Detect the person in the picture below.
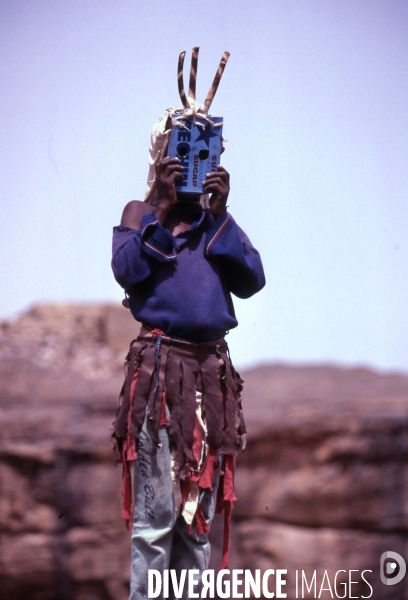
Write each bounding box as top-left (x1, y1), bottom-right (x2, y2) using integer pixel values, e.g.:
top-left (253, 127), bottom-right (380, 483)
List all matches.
top-left (111, 50), bottom-right (265, 600)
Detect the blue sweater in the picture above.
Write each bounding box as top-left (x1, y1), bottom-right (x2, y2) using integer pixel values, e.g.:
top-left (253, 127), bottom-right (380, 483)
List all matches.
top-left (112, 209), bottom-right (265, 343)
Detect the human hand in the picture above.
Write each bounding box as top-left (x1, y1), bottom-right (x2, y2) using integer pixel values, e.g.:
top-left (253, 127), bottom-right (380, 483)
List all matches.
top-left (155, 156), bottom-right (184, 208)
top-left (203, 166), bottom-right (230, 219)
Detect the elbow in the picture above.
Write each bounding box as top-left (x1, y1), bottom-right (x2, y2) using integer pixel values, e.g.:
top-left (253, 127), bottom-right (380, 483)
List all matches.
top-left (231, 272), bottom-right (266, 299)
top-left (111, 261), bottom-right (128, 290)
top-left (111, 254), bottom-right (152, 289)
top-left (111, 255), bottom-right (135, 290)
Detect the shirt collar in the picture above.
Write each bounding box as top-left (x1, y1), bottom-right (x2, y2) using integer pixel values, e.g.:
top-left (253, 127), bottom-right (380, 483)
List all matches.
top-left (174, 208), bottom-right (206, 238)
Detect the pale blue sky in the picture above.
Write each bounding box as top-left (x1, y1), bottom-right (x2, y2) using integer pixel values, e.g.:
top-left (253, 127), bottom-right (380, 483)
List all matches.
top-left (1, 0), bottom-right (407, 371)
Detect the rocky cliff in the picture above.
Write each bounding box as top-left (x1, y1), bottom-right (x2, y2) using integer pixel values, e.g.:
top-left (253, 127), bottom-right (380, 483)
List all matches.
top-left (0, 304), bottom-right (407, 599)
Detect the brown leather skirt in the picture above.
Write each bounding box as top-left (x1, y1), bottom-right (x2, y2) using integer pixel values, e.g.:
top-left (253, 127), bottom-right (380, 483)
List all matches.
top-left (112, 326), bottom-right (246, 474)
top-left (111, 327), bottom-right (246, 567)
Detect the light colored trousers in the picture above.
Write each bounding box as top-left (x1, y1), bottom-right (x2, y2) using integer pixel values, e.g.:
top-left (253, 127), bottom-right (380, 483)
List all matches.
top-left (130, 417), bottom-right (219, 600)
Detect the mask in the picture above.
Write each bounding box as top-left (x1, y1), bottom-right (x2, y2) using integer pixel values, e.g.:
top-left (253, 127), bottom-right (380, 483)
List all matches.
top-left (167, 48), bottom-right (229, 195)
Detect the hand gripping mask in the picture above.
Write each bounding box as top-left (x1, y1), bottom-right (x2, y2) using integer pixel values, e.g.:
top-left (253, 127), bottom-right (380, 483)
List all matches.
top-left (167, 47), bottom-right (230, 195)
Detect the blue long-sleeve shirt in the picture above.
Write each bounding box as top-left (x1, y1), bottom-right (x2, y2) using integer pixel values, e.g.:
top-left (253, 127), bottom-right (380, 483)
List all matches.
top-left (112, 209), bottom-right (265, 343)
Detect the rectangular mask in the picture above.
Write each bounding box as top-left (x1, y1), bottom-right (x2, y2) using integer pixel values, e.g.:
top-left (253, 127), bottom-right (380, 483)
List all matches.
top-left (167, 116), bottom-right (223, 194)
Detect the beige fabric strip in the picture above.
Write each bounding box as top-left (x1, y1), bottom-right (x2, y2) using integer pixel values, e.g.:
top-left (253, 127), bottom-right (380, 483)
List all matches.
top-left (171, 390), bottom-right (208, 524)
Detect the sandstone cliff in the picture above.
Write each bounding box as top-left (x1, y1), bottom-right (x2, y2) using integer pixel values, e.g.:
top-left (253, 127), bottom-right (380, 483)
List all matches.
top-left (0, 304), bottom-right (407, 599)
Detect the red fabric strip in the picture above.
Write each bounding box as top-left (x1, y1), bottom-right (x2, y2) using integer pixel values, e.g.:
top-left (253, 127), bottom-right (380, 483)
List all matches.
top-left (223, 454), bottom-right (237, 502)
top-left (159, 391), bottom-right (169, 426)
top-left (121, 452), bottom-right (132, 530)
top-left (121, 367), bottom-right (140, 528)
top-left (221, 500), bottom-right (232, 569)
top-left (215, 454), bottom-right (237, 569)
top-left (195, 504), bottom-right (210, 535)
top-left (125, 368), bottom-right (139, 460)
top-left (198, 446), bottom-right (217, 490)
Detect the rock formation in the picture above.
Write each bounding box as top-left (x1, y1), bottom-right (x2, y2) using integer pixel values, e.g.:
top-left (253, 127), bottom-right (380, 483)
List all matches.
top-left (0, 304), bottom-right (407, 599)
top-left (233, 365), bottom-right (408, 599)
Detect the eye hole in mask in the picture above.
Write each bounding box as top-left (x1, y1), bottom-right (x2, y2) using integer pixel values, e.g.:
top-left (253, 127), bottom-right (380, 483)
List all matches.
top-left (198, 149), bottom-right (209, 160)
top-left (177, 143), bottom-right (189, 157)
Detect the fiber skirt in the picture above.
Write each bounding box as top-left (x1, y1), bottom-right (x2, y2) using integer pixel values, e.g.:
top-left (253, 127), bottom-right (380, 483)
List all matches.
top-left (112, 326), bottom-right (246, 567)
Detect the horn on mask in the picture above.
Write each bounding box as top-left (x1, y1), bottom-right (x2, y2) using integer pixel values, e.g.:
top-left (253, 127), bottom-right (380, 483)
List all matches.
top-left (204, 51), bottom-right (230, 110)
top-left (188, 46), bottom-right (199, 100)
top-left (177, 51), bottom-right (189, 109)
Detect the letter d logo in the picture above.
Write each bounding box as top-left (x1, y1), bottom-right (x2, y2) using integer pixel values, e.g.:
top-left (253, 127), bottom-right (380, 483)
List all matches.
top-left (380, 551), bottom-right (406, 585)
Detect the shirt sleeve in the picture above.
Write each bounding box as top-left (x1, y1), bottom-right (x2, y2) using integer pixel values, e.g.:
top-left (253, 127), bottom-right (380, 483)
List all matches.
top-left (204, 212), bottom-right (266, 299)
top-left (111, 212), bottom-right (177, 289)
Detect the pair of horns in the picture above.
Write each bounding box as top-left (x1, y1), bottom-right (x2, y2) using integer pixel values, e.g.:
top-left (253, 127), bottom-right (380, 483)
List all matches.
top-left (177, 47), bottom-right (230, 111)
